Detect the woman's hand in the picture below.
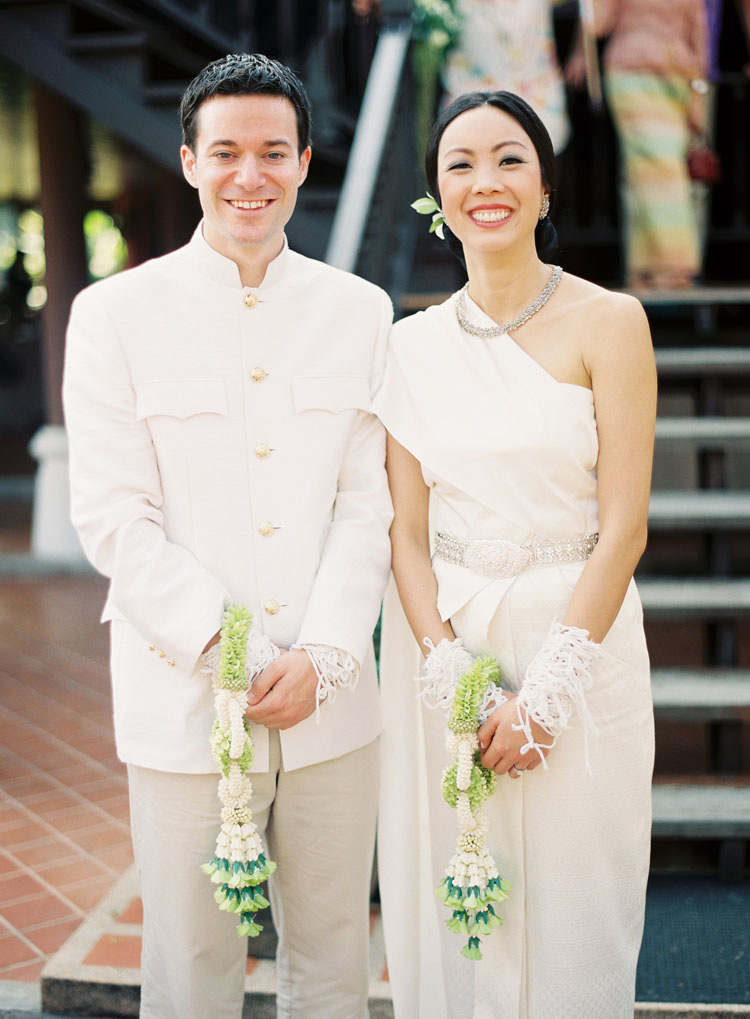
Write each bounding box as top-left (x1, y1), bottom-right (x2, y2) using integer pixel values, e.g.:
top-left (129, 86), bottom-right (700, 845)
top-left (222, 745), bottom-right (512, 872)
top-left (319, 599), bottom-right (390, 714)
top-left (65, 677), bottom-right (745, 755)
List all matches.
top-left (687, 89), bottom-right (708, 136)
top-left (477, 693), bottom-right (550, 778)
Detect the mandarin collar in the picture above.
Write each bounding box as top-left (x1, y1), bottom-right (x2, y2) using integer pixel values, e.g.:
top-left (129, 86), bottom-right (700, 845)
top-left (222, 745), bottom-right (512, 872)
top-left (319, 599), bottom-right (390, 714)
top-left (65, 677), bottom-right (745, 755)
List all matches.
top-left (189, 222), bottom-right (291, 290)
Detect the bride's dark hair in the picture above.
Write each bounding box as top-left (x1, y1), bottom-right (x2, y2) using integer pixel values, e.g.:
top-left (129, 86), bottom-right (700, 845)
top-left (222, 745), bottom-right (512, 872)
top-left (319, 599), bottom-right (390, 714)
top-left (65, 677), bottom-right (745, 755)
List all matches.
top-left (424, 90), bottom-right (558, 266)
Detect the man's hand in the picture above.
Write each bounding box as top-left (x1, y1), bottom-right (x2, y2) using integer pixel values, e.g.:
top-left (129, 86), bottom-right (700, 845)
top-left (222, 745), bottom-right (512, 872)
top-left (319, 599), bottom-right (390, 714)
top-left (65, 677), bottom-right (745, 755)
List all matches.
top-left (245, 650), bottom-right (318, 730)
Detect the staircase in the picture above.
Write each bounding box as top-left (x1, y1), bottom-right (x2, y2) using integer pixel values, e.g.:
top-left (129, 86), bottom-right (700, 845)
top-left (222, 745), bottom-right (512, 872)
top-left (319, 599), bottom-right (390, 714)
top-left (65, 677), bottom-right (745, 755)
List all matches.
top-left (0, 0), bottom-right (358, 259)
top-left (641, 290), bottom-right (750, 881)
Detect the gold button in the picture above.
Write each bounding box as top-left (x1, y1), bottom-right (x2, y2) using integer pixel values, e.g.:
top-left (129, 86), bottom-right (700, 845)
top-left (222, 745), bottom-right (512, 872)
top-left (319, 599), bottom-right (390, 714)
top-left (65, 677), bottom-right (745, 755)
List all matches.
top-left (148, 643), bottom-right (155, 652)
top-left (158, 650), bottom-right (166, 658)
top-left (251, 367), bottom-right (267, 382)
top-left (244, 292), bottom-right (258, 308)
top-left (255, 442), bottom-right (271, 459)
top-left (264, 599), bottom-right (279, 615)
top-left (259, 521), bottom-right (275, 537)
top-left (167, 659), bottom-right (176, 668)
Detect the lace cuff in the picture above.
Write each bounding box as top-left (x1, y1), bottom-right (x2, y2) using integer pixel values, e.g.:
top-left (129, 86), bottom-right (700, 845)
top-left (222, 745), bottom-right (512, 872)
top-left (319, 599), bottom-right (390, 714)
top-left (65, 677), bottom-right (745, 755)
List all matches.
top-left (512, 622), bottom-right (601, 772)
top-left (201, 627), bottom-right (280, 689)
top-left (291, 643), bottom-right (360, 718)
top-left (419, 637), bottom-right (474, 712)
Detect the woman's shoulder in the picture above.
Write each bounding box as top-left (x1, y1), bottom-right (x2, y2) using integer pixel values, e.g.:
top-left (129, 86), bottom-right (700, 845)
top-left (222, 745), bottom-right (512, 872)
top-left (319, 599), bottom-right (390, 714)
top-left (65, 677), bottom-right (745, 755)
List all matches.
top-left (558, 272), bottom-right (648, 334)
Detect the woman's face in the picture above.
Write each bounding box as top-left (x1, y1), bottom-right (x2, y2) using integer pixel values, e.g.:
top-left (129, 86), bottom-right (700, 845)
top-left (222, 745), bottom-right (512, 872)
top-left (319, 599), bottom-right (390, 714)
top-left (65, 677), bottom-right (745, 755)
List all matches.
top-left (436, 104), bottom-right (547, 260)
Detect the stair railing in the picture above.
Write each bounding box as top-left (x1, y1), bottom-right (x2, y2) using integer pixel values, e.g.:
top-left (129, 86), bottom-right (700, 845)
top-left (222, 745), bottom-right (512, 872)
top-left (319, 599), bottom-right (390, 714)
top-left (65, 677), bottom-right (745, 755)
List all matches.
top-left (324, 13), bottom-right (413, 297)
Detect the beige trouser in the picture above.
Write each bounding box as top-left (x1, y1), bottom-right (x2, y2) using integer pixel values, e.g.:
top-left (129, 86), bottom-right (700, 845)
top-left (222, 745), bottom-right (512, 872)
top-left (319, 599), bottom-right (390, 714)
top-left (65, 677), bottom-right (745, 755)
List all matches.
top-left (128, 733), bottom-right (379, 1019)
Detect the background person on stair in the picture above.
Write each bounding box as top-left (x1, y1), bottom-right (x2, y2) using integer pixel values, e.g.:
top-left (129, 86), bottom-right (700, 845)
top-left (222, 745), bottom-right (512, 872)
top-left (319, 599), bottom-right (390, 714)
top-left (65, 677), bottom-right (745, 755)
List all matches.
top-left (567, 0), bottom-right (710, 289)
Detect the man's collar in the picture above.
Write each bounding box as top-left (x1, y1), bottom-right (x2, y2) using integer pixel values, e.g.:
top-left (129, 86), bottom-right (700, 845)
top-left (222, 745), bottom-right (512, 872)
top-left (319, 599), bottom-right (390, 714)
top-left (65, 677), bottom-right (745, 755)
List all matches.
top-left (188, 222), bottom-right (291, 289)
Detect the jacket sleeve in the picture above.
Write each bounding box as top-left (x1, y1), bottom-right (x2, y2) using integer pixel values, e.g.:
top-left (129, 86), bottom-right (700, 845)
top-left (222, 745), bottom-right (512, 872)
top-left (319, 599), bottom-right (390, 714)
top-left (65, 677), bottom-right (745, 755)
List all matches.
top-left (63, 286), bottom-right (229, 673)
top-left (295, 290), bottom-right (394, 664)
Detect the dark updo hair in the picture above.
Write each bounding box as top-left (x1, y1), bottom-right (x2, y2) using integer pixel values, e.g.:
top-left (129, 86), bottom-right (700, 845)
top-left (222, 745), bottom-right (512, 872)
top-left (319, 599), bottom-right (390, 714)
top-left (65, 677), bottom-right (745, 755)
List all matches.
top-left (425, 90), bottom-right (558, 266)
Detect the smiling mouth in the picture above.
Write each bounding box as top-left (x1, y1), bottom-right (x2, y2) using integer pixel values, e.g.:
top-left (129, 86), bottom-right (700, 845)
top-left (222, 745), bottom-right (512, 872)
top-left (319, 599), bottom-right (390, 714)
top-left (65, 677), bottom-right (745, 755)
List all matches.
top-left (470, 209), bottom-right (511, 223)
top-left (227, 199), bottom-right (272, 210)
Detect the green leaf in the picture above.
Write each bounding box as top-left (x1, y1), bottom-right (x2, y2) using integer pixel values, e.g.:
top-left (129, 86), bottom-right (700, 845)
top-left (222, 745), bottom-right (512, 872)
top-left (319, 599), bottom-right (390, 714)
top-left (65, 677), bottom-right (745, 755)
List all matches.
top-left (411, 193), bottom-right (440, 215)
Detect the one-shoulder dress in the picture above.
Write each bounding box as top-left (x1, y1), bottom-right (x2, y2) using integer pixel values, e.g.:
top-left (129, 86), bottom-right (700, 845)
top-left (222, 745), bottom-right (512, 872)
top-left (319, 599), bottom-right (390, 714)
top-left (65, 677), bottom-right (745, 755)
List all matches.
top-left (373, 292), bottom-right (654, 1019)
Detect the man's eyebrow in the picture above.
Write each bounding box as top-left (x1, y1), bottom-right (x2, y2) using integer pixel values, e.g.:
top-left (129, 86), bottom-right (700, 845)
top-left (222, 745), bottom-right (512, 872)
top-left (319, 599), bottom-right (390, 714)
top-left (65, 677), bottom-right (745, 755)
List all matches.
top-left (205, 137), bottom-right (295, 148)
top-left (443, 140), bottom-right (530, 156)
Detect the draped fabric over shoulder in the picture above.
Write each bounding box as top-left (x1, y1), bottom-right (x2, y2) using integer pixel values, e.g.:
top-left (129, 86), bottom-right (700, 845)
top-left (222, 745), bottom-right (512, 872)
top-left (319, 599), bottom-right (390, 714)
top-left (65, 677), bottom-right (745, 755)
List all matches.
top-left (374, 295), bottom-right (654, 1019)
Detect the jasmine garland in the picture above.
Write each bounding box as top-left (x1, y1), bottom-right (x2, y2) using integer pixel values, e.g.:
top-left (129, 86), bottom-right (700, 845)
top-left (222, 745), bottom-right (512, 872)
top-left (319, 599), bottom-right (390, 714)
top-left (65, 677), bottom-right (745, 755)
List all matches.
top-left (431, 650), bottom-right (510, 961)
top-left (201, 604), bottom-right (277, 937)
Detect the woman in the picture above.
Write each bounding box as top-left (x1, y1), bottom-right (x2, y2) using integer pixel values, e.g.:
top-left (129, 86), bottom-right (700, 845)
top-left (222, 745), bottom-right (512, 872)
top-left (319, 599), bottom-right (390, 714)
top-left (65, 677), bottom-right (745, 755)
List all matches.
top-left (568, 0), bottom-right (708, 288)
top-left (374, 91), bottom-right (656, 1019)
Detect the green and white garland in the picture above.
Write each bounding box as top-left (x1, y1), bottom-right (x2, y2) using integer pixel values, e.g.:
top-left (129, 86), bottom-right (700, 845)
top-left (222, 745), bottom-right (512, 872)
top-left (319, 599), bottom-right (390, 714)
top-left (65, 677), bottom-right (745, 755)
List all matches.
top-left (422, 641), bottom-right (510, 961)
top-left (201, 604), bottom-right (277, 938)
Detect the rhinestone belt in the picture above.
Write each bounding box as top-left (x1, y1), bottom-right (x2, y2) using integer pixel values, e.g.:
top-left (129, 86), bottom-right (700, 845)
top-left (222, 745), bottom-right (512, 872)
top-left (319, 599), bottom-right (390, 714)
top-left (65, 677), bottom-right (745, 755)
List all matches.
top-left (434, 531), bottom-right (599, 580)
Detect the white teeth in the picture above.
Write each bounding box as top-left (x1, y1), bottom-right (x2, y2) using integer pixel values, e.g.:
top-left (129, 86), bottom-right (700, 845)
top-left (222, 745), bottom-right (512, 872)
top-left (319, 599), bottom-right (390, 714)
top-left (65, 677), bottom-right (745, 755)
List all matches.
top-left (471, 209), bottom-right (510, 223)
top-left (229, 199), bottom-right (270, 209)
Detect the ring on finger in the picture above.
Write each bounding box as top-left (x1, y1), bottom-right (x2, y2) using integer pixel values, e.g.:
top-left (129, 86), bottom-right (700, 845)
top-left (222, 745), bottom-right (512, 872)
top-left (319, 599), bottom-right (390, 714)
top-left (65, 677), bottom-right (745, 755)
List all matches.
top-left (509, 764), bottom-right (525, 777)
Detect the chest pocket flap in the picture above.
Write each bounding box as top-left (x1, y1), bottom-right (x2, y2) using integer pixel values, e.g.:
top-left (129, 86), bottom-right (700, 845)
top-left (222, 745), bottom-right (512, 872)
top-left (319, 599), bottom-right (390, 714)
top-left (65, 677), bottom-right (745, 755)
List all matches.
top-left (135, 379), bottom-right (227, 420)
top-left (292, 375), bottom-right (371, 414)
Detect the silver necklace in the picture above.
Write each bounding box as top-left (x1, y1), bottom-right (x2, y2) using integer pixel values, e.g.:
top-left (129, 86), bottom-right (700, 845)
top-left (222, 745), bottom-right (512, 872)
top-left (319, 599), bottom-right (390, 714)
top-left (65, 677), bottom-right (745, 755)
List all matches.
top-left (455, 264), bottom-right (563, 338)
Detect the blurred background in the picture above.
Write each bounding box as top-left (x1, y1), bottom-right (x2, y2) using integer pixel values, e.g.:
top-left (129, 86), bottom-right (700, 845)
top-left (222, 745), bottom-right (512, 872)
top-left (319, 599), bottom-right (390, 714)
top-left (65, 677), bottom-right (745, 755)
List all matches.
top-left (0, 1), bottom-right (749, 1014)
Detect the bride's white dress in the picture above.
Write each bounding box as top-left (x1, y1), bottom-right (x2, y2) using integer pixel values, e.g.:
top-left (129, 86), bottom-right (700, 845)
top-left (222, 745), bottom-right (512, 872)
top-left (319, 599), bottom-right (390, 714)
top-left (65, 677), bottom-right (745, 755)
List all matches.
top-left (373, 292), bottom-right (654, 1019)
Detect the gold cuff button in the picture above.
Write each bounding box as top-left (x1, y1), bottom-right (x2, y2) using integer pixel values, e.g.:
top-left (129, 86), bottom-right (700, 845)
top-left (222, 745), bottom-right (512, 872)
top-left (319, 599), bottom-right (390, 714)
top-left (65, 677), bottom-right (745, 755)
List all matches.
top-left (158, 650), bottom-right (166, 658)
top-left (255, 442), bottom-right (271, 459)
top-left (147, 643), bottom-right (155, 652)
top-left (264, 599), bottom-right (280, 615)
top-left (251, 367), bottom-right (267, 382)
top-left (244, 292), bottom-right (258, 308)
top-left (259, 521), bottom-right (275, 537)
top-left (167, 659), bottom-right (176, 668)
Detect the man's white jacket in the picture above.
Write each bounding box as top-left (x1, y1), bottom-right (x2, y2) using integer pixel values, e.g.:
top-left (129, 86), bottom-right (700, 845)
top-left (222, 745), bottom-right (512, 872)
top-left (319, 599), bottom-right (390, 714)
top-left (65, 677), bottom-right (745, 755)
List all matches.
top-left (63, 226), bottom-right (394, 774)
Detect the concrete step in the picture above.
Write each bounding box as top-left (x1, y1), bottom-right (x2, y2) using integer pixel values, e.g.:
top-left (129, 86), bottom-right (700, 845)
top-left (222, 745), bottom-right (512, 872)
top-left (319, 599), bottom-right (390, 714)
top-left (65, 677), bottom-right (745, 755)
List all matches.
top-left (639, 578), bottom-right (750, 617)
top-left (399, 284), bottom-right (750, 314)
top-left (652, 782), bottom-right (750, 839)
top-left (67, 31), bottom-right (147, 55)
top-left (648, 490), bottom-right (750, 529)
top-left (655, 348), bottom-right (750, 376)
top-left (651, 668), bottom-right (750, 721)
top-left (654, 418), bottom-right (750, 447)
top-left (628, 284), bottom-right (750, 307)
top-left (34, 865), bottom-right (750, 1018)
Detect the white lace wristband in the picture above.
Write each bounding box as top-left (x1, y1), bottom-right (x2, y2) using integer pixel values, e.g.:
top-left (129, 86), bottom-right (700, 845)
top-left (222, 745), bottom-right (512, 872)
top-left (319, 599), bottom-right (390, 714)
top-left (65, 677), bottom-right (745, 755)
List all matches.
top-left (291, 643), bottom-right (360, 719)
top-left (201, 627), bottom-right (280, 688)
top-left (419, 636), bottom-right (474, 712)
top-left (512, 622), bottom-right (601, 772)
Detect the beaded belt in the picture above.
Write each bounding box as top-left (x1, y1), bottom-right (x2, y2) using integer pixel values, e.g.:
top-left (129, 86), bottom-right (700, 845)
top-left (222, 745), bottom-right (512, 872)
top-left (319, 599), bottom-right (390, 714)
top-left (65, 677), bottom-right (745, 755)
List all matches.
top-left (433, 531), bottom-right (599, 580)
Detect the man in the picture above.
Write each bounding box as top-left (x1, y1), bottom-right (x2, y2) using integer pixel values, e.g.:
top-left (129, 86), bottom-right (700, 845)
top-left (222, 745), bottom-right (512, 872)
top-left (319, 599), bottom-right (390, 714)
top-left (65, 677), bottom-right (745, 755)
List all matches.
top-left (63, 53), bottom-right (393, 1019)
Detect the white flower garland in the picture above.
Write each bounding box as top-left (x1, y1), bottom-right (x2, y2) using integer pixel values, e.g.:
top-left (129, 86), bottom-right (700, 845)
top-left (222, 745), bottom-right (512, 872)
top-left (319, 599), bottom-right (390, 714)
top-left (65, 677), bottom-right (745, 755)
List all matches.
top-left (422, 642), bottom-right (510, 961)
top-left (200, 605), bottom-right (277, 938)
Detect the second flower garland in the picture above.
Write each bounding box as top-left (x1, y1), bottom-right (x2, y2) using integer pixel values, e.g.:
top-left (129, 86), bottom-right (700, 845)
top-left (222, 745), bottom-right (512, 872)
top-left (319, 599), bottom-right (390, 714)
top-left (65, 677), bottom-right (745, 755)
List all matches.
top-left (435, 653), bottom-right (511, 961)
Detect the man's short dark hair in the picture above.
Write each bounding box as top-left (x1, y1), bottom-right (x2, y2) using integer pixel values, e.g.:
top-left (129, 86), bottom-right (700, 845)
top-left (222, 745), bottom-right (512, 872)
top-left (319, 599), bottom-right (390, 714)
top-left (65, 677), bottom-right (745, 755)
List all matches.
top-left (180, 53), bottom-right (312, 153)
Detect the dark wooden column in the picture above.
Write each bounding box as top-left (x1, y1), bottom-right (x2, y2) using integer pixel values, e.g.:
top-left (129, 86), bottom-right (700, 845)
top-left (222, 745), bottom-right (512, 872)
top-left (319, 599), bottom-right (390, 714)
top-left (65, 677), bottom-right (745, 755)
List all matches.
top-left (34, 83), bottom-right (89, 426)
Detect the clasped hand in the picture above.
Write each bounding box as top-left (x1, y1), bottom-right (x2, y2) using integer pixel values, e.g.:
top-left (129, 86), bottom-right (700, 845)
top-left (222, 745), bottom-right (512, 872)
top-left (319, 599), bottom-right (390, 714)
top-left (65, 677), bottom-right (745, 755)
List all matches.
top-left (477, 692), bottom-right (551, 779)
top-left (246, 649), bottom-right (318, 730)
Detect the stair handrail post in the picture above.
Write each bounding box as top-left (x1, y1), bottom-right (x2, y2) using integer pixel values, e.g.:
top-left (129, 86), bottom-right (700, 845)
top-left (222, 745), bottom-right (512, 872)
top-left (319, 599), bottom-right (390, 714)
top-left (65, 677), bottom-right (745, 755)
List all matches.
top-left (324, 20), bottom-right (411, 274)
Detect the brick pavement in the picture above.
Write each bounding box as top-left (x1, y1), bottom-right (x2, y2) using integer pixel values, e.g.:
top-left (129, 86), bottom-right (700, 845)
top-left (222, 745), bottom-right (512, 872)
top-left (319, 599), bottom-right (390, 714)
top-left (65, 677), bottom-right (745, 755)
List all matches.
top-left (0, 574), bottom-right (133, 984)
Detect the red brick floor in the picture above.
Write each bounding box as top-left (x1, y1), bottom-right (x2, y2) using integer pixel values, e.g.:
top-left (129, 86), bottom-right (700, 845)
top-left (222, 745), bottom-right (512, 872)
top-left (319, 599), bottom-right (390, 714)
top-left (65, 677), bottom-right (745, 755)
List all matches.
top-left (0, 573), bottom-right (134, 982)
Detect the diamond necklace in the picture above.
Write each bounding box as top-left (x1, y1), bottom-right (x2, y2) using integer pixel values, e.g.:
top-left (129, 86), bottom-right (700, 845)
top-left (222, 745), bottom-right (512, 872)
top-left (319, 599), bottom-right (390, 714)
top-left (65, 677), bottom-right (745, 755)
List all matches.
top-left (455, 264), bottom-right (563, 338)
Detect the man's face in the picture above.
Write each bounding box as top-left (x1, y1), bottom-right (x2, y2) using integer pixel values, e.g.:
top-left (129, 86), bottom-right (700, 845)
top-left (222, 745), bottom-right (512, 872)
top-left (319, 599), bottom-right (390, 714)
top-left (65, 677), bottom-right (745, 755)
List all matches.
top-left (180, 93), bottom-right (311, 265)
